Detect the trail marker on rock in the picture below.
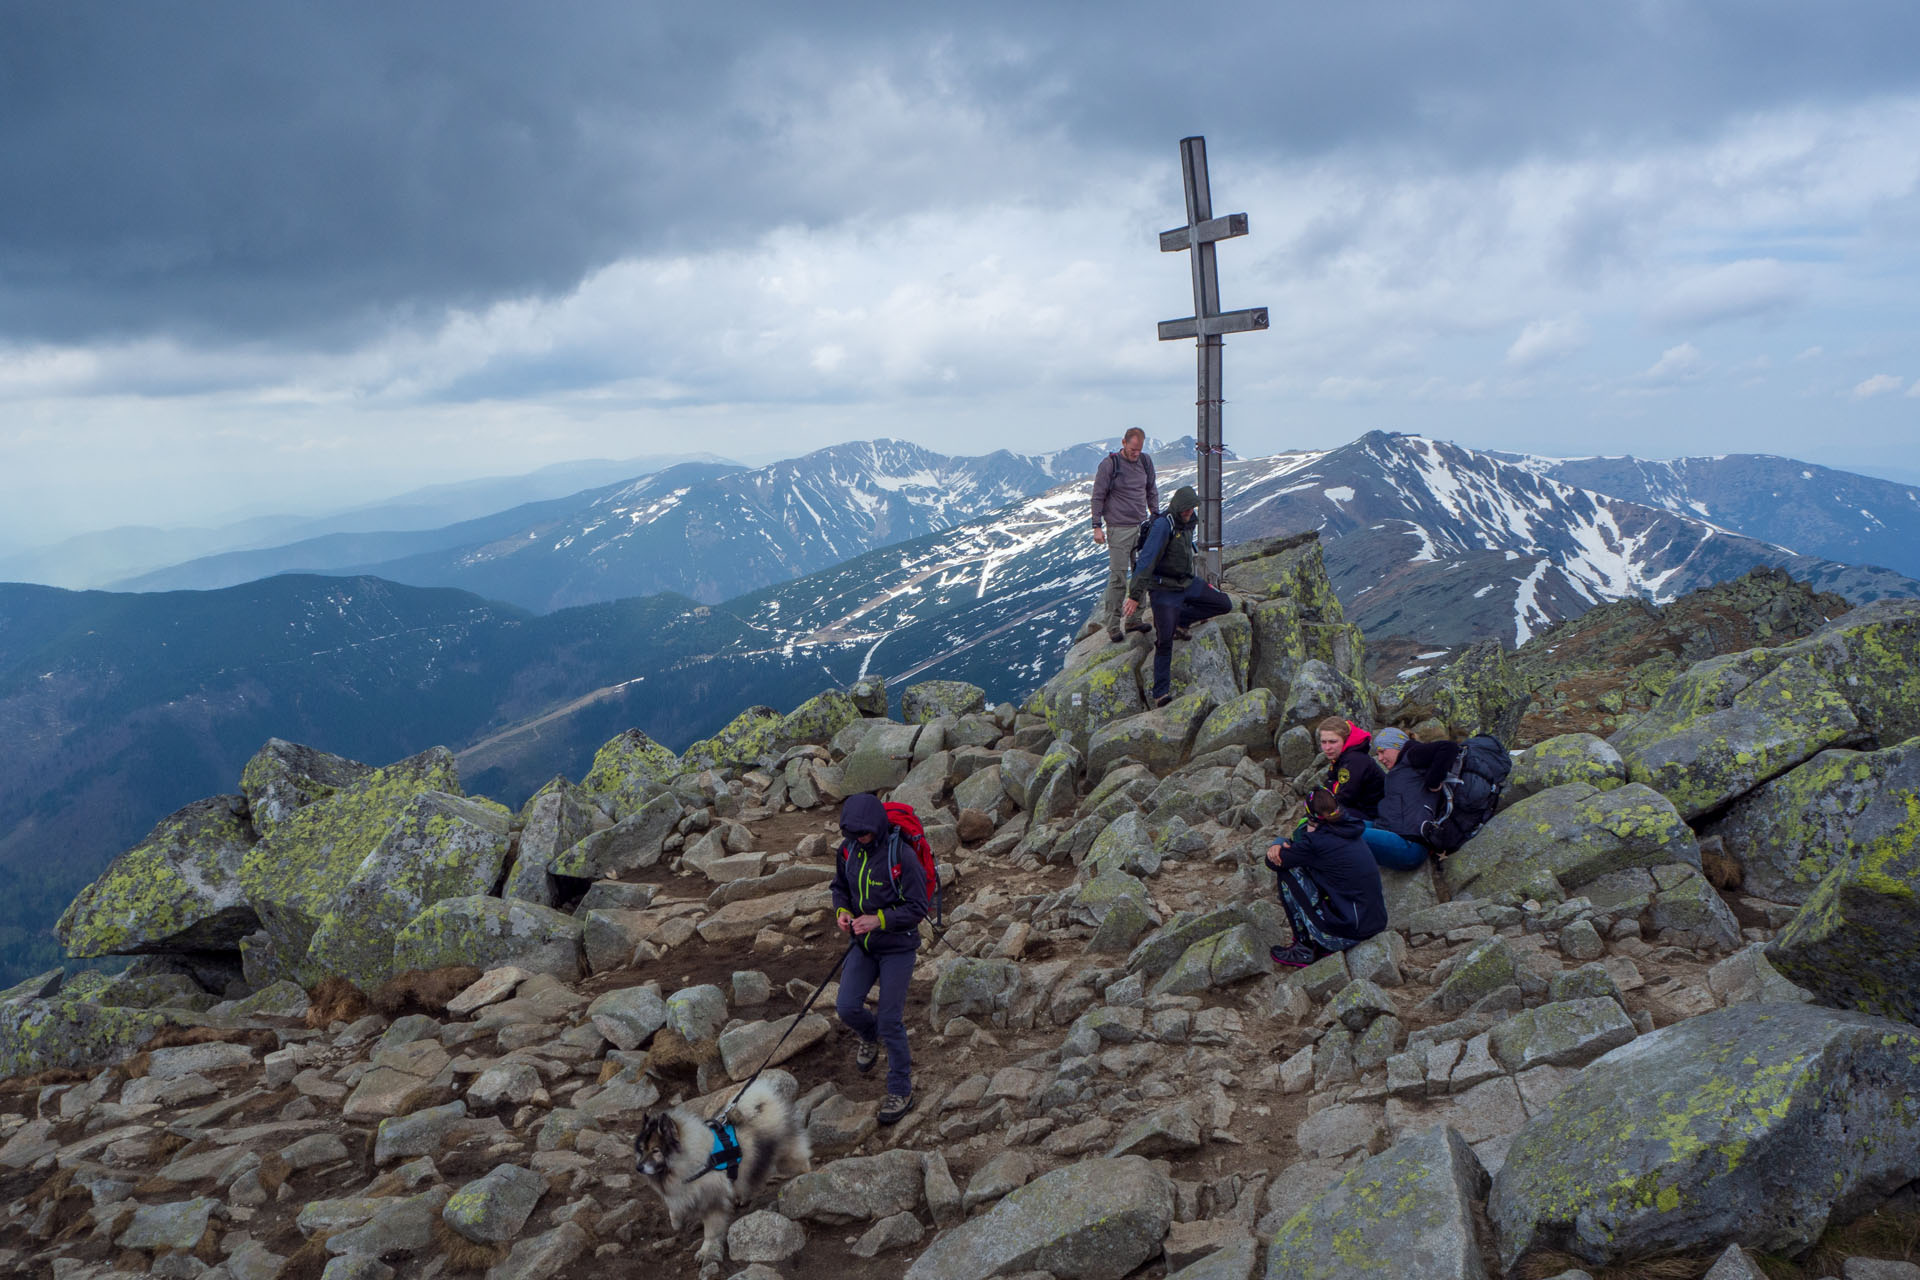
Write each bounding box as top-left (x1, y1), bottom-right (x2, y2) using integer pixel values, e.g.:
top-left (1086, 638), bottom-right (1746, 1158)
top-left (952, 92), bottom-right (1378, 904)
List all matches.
top-left (1159, 135), bottom-right (1267, 582)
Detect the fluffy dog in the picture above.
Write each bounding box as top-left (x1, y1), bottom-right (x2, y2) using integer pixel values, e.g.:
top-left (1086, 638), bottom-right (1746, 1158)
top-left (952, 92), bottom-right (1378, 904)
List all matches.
top-left (635, 1077), bottom-right (812, 1264)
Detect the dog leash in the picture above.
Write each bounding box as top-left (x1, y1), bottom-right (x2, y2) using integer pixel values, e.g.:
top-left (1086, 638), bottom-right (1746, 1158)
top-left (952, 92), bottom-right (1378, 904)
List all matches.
top-left (713, 941), bottom-right (853, 1125)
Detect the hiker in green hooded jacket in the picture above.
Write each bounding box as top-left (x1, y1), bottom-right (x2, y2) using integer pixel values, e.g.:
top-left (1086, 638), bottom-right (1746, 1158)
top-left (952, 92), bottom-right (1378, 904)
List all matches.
top-left (1122, 484), bottom-right (1232, 706)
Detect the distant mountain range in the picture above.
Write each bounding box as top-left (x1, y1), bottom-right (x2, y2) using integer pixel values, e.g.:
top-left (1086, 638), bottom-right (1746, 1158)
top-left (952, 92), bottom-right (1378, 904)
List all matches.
top-left (1488, 450), bottom-right (1920, 582)
top-left (0, 452), bottom-right (735, 591)
top-left (110, 438), bottom-right (1131, 611)
top-left (3, 429), bottom-right (1916, 984)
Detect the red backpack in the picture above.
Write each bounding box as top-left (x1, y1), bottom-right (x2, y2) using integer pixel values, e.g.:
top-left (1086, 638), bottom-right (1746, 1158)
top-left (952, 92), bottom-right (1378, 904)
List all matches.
top-left (880, 801), bottom-right (941, 926)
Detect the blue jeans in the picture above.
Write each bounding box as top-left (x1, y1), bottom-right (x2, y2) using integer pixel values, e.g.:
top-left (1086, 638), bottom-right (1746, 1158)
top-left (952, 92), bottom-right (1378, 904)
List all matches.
top-left (1362, 822), bottom-right (1431, 871)
top-left (1148, 579), bottom-right (1232, 700)
top-left (836, 946), bottom-right (915, 1095)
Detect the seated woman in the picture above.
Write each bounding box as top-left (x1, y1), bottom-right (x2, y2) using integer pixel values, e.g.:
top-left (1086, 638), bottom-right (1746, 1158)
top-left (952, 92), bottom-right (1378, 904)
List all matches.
top-left (1265, 787), bottom-right (1388, 968)
top-left (1363, 729), bottom-right (1461, 871)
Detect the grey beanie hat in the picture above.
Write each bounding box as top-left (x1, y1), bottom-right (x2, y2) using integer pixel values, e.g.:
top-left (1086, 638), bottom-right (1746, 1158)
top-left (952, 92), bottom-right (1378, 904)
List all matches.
top-left (1374, 727), bottom-right (1410, 752)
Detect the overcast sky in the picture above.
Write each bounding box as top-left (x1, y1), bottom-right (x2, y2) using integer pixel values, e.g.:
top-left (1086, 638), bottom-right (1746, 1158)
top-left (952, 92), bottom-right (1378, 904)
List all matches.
top-left (3, 1), bottom-right (1918, 549)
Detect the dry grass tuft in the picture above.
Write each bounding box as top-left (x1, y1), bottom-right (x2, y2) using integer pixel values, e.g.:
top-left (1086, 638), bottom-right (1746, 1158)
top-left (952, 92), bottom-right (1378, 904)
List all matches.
top-left (275, 1230), bottom-right (336, 1280)
top-left (0, 1066), bottom-right (95, 1095)
top-left (372, 966), bottom-right (483, 1019)
top-left (305, 976), bottom-right (370, 1028)
top-left (120, 1051), bottom-right (151, 1081)
top-left (1517, 1249), bottom-right (1714, 1280)
top-left (432, 1216), bottom-right (512, 1272)
top-left (645, 1027), bottom-right (718, 1077)
top-left (140, 1025), bottom-right (278, 1054)
top-left (256, 1150), bottom-right (293, 1197)
top-left (1701, 843), bottom-right (1744, 891)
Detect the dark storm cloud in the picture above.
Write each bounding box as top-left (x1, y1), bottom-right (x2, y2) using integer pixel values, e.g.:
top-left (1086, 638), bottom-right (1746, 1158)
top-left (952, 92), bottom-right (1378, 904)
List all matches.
top-left (3, 0), bottom-right (1917, 345)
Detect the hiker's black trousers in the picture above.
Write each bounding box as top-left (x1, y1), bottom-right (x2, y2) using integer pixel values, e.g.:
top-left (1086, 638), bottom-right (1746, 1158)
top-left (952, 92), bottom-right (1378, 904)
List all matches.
top-left (837, 946), bottom-right (914, 1095)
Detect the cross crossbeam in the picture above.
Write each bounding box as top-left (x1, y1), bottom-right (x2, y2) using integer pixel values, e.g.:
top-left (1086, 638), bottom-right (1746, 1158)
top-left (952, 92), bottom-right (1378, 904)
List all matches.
top-left (1157, 135), bottom-right (1267, 581)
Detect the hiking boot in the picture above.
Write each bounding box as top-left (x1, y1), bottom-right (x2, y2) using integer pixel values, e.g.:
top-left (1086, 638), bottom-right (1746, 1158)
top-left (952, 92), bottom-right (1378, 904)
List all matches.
top-left (877, 1091), bottom-right (915, 1125)
top-left (1270, 942), bottom-right (1318, 968)
top-left (1106, 626), bottom-right (1125, 644)
top-left (1151, 694), bottom-right (1173, 709)
top-left (1125, 618), bottom-right (1153, 634)
top-left (854, 1039), bottom-right (879, 1074)
top-left (1173, 625), bottom-right (1193, 641)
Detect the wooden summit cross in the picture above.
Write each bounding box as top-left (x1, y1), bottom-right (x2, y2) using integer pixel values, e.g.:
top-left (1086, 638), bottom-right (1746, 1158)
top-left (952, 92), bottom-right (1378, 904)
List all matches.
top-left (1158, 135), bottom-right (1267, 581)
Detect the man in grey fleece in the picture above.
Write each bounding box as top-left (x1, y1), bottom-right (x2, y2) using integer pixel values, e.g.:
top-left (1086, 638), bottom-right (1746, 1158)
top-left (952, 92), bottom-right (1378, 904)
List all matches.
top-left (1090, 428), bottom-right (1159, 643)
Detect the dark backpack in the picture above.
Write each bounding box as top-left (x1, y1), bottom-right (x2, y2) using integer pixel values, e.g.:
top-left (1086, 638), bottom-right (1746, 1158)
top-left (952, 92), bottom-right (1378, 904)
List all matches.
top-left (1127, 511), bottom-right (1167, 575)
top-left (879, 800), bottom-right (941, 926)
top-left (1419, 734), bottom-right (1512, 852)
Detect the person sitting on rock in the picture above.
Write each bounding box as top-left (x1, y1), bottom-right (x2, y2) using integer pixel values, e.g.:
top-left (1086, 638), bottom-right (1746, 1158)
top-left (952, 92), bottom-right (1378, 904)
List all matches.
top-left (1317, 716), bottom-right (1384, 821)
top-left (1121, 484), bottom-right (1232, 708)
top-left (830, 792), bottom-right (929, 1126)
top-left (1362, 727), bottom-right (1461, 870)
top-left (1266, 786), bottom-right (1388, 967)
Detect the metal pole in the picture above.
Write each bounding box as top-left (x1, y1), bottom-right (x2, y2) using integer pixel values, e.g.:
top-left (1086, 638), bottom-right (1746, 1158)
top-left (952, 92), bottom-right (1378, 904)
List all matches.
top-left (1181, 137), bottom-right (1225, 583)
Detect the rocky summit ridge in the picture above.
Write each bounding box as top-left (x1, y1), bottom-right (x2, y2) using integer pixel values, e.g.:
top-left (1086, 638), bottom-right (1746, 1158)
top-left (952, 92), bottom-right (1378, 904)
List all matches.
top-left (5, 534), bottom-right (1920, 1280)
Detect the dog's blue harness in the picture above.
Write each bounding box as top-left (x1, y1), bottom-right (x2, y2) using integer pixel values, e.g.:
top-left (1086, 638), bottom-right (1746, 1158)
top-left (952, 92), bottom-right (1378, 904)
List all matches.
top-left (689, 1119), bottom-right (742, 1183)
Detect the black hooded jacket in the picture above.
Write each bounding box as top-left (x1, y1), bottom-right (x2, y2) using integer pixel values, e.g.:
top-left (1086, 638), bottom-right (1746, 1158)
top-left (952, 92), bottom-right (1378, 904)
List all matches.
top-left (1279, 811), bottom-right (1387, 942)
top-left (830, 793), bottom-right (928, 954)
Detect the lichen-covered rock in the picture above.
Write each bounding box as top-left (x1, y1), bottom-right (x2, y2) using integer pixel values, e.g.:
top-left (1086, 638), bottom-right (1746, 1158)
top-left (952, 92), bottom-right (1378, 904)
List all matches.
top-left (305, 791), bottom-right (512, 990)
top-left (1444, 782), bottom-right (1699, 900)
top-left (240, 739), bottom-right (372, 835)
top-left (849, 677), bottom-right (888, 717)
top-left (504, 781), bottom-right (597, 907)
top-left (1071, 871), bottom-right (1156, 931)
top-left (1028, 740), bottom-right (1084, 825)
top-left (1608, 648), bottom-right (1860, 821)
top-left (1490, 1003), bottom-right (1920, 1270)
top-left (1382, 638), bottom-right (1531, 745)
top-left (903, 1155), bottom-right (1174, 1280)
top-left (1042, 645), bottom-right (1149, 755)
top-left (1150, 924), bottom-right (1267, 997)
top-left (1646, 871), bottom-right (1743, 952)
top-left (1267, 1125), bottom-right (1488, 1280)
top-left (239, 746), bottom-right (461, 981)
top-left (443, 1163), bottom-right (545, 1243)
top-left (1169, 613), bottom-right (1248, 706)
top-left (1488, 998), bottom-right (1636, 1072)
top-left (1503, 735), bottom-right (1628, 811)
top-left (1082, 812), bottom-right (1158, 880)
top-left (0, 997), bottom-right (188, 1076)
top-left (928, 958), bottom-right (1022, 1028)
top-left (841, 723), bottom-right (924, 795)
top-left (1127, 905), bottom-right (1274, 978)
top-left (681, 705), bottom-right (782, 773)
top-left (391, 896), bottom-right (582, 980)
top-left (1087, 690), bottom-right (1215, 777)
top-left (1765, 786), bottom-right (1920, 1024)
top-left (57, 794), bottom-right (259, 957)
top-left (902, 680), bottom-right (988, 724)
top-left (547, 791), bottom-right (679, 879)
top-left (117, 1196), bottom-right (219, 1251)
top-left (775, 690), bottom-right (862, 750)
top-left (579, 729), bottom-right (679, 819)
top-left (1280, 658), bottom-right (1369, 732)
top-left (587, 985), bottom-right (668, 1050)
top-left (1710, 737), bottom-right (1920, 905)
top-left (1429, 938), bottom-right (1518, 1014)
top-left (777, 1149), bottom-right (925, 1224)
top-left (1193, 688), bottom-right (1281, 759)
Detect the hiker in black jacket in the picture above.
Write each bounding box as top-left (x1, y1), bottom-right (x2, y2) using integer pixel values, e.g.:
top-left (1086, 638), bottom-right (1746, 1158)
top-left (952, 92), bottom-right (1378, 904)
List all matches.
top-left (1266, 787), bottom-right (1388, 967)
top-left (1362, 728), bottom-right (1459, 870)
top-left (1317, 717), bottom-right (1385, 821)
top-left (830, 792), bottom-right (927, 1126)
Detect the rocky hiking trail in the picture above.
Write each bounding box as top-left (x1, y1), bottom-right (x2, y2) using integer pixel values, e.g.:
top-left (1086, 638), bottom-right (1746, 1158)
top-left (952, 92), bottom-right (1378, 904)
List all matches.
top-left (6, 534), bottom-right (1920, 1280)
